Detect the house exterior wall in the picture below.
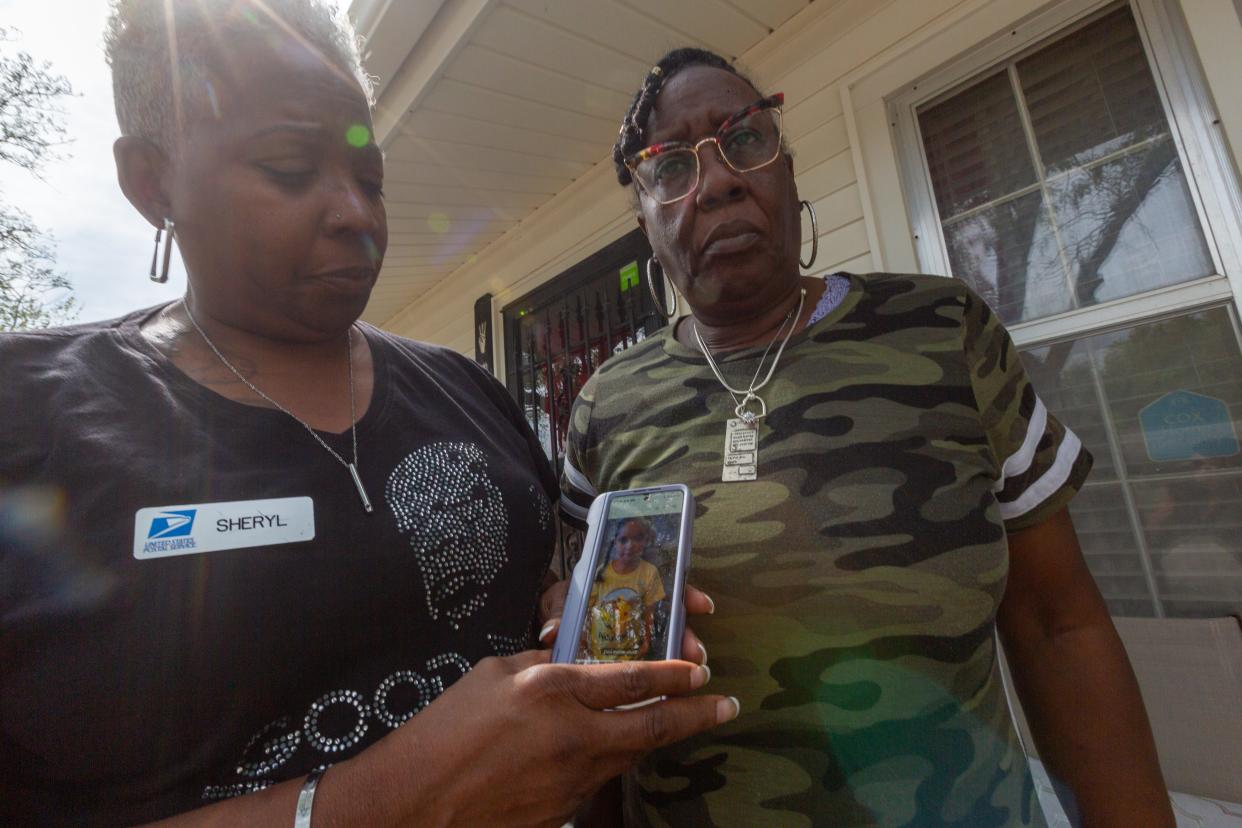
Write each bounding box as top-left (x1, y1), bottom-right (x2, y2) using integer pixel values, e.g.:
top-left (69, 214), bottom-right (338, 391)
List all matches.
top-left (381, 0), bottom-right (1242, 365)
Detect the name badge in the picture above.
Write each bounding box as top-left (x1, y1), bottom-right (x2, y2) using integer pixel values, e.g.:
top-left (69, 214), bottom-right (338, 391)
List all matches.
top-left (133, 497), bottom-right (315, 559)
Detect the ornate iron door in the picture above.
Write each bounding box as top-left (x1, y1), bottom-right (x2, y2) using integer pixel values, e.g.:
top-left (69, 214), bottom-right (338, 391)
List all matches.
top-left (502, 231), bottom-right (667, 570)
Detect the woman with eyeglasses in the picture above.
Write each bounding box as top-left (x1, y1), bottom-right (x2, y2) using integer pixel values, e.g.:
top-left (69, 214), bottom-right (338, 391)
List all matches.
top-left (559, 47), bottom-right (1173, 826)
top-left (0, 5), bottom-right (732, 826)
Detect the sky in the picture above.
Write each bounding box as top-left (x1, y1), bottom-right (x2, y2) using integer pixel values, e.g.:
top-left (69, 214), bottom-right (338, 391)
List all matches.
top-left (0, 0), bottom-right (352, 325)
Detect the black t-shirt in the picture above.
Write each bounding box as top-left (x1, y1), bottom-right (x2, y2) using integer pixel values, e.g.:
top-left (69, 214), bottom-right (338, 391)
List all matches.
top-left (0, 307), bottom-right (557, 825)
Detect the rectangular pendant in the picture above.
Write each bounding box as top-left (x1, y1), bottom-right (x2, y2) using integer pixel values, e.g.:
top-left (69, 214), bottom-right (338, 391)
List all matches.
top-left (722, 418), bottom-right (758, 482)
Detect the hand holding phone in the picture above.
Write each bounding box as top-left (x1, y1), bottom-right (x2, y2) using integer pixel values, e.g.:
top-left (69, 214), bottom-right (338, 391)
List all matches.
top-left (553, 485), bottom-right (693, 665)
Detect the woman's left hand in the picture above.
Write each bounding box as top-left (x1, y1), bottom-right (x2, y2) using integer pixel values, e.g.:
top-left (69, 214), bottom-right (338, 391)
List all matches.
top-left (537, 578), bottom-right (713, 666)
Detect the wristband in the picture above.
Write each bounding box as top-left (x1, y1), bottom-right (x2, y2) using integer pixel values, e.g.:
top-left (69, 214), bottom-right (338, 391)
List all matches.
top-left (294, 768), bottom-right (326, 828)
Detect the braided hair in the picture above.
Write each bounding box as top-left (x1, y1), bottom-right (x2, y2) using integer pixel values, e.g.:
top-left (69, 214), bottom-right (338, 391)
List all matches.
top-left (612, 47), bottom-right (762, 187)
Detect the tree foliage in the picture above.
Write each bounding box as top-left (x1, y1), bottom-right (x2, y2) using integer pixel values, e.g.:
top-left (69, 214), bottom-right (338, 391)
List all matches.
top-left (1, 27), bottom-right (77, 331)
top-left (1, 204), bottom-right (75, 330)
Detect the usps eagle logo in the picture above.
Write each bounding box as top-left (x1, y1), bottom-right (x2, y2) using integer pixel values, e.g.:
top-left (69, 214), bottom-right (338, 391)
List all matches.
top-left (147, 509), bottom-right (197, 539)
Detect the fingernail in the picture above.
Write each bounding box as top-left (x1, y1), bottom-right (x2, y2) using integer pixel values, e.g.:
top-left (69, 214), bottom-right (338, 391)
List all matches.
top-left (704, 593), bottom-right (716, 614)
top-left (690, 664), bottom-right (711, 689)
top-left (717, 696), bottom-right (740, 723)
top-left (697, 641), bottom-right (708, 664)
top-left (538, 620), bottom-right (558, 643)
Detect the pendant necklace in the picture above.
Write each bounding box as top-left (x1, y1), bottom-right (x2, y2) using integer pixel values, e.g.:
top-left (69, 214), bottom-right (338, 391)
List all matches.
top-left (184, 302), bottom-right (374, 513)
top-left (694, 287), bottom-right (806, 482)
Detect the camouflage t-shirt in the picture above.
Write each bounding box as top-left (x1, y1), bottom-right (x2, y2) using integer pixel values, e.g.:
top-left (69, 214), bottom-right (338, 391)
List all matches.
top-left (560, 273), bottom-right (1091, 827)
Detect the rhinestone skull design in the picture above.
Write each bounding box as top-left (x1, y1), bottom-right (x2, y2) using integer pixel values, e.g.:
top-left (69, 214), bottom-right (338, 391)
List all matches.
top-left (386, 442), bottom-right (509, 629)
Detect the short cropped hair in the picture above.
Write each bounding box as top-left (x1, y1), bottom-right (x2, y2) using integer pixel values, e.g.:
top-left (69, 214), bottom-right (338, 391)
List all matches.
top-left (104, 0), bottom-right (372, 152)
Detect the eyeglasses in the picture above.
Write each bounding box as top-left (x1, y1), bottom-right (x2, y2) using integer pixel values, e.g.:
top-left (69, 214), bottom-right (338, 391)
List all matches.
top-left (626, 93), bottom-right (785, 205)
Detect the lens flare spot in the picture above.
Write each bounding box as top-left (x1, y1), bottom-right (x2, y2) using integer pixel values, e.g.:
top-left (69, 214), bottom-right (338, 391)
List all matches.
top-left (362, 234), bottom-right (380, 265)
top-left (345, 124), bottom-right (372, 148)
top-left (0, 484), bottom-right (68, 545)
top-left (427, 213), bottom-right (451, 235)
top-left (204, 80), bottom-right (221, 120)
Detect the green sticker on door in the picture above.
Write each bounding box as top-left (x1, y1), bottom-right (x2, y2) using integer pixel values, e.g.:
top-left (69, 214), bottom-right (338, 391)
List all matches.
top-left (619, 260), bottom-right (639, 292)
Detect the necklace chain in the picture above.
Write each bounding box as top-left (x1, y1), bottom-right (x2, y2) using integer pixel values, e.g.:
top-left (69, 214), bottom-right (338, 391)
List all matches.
top-left (694, 288), bottom-right (806, 422)
top-left (183, 300), bottom-right (373, 512)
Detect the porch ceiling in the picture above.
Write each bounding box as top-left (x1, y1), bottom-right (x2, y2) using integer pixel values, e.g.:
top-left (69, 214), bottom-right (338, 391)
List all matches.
top-left (351, 0), bottom-right (811, 326)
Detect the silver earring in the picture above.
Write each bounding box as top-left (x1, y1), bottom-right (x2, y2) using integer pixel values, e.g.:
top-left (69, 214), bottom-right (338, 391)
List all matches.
top-left (149, 217), bottom-right (175, 283)
top-left (646, 257), bottom-right (678, 319)
top-left (799, 200), bottom-right (818, 270)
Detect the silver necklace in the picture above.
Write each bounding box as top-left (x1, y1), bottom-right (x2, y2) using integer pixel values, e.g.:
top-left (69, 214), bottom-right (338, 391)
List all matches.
top-left (183, 301), bottom-right (374, 513)
top-left (693, 287), bottom-right (806, 482)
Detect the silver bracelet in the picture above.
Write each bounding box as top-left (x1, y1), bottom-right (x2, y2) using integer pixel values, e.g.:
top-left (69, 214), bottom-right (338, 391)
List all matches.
top-left (294, 768), bottom-right (326, 828)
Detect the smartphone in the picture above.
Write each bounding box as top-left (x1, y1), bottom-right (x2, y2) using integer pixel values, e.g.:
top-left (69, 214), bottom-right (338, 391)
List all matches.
top-left (553, 484), bottom-right (693, 665)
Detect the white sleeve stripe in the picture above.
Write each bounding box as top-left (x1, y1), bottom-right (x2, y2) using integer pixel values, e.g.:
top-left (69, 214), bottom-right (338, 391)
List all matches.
top-left (992, 396), bottom-right (1048, 494)
top-left (999, 427), bottom-right (1082, 520)
top-left (562, 456), bottom-right (597, 497)
top-left (559, 494), bottom-right (590, 521)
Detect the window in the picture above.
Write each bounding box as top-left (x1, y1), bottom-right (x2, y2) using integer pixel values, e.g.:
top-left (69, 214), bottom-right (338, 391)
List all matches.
top-left (1021, 308), bottom-right (1242, 617)
top-left (892, 0), bottom-right (1242, 617)
top-left (918, 7), bottom-right (1213, 325)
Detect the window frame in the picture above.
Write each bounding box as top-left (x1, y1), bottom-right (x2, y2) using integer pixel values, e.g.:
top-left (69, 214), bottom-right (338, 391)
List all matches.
top-left (888, 0), bottom-right (1242, 618)
top-left (888, 0), bottom-right (1242, 350)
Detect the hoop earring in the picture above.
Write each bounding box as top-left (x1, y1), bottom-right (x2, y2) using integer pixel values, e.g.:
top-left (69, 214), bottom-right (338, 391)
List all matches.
top-left (149, 217), bottom-right (175, 283)
top-left (799, 200), bottom-right (818, 270)
top-left (646, 257), bottom-right (678, 319)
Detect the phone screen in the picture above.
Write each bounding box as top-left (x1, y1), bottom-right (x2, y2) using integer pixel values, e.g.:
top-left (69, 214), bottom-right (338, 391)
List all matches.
top-left (574, 489), bottom-right (686, 664)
